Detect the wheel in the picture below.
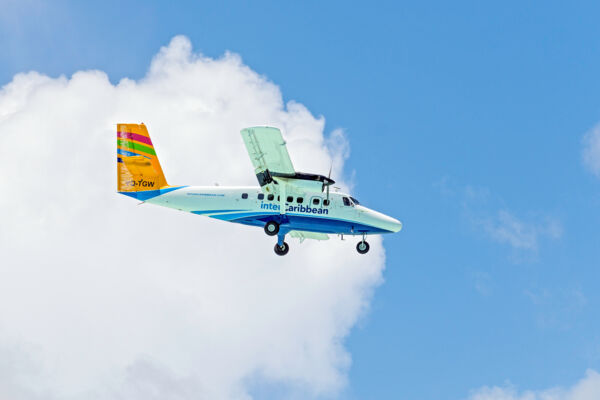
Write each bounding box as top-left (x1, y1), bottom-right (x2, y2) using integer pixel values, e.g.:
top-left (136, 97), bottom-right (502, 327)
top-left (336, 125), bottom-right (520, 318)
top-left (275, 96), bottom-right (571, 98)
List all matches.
top-left (356, 240), bottom-right (370, 254)
top-left (264, 221), bottom-right (279, 236)
top-left (274, 242), bottom-right (289, 256)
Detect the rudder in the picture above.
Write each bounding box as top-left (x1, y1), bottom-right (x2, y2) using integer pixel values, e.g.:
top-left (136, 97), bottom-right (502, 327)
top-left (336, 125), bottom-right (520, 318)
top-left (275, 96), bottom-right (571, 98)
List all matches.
top-left (117, 123), bottom-right (169, 196)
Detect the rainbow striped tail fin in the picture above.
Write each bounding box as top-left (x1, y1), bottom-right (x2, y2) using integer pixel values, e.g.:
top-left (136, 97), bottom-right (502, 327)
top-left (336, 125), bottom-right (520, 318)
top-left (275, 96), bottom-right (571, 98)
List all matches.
top-left (117, 123), bottom-right (172, 200)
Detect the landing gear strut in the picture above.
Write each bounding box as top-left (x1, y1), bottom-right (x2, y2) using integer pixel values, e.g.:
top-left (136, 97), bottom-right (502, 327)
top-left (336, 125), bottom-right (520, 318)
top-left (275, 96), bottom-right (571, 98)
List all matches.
top-left (356, 235), bottom-right (370, 254)
top-left (264, 221), bottom-right (279, 236)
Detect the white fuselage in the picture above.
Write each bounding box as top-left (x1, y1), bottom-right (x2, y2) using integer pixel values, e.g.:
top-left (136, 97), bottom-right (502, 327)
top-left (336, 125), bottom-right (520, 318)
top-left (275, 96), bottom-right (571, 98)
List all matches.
top-left (146, 186), bottom-right (402, 235)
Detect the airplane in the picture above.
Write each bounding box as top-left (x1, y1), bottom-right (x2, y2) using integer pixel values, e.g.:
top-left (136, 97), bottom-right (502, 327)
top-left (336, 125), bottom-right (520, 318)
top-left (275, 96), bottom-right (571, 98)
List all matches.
top-left (117, 123), bottom-right (402, 255)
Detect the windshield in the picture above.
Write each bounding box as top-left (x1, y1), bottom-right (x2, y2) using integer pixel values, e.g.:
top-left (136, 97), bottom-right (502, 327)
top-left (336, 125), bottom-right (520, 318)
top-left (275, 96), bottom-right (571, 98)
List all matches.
top-left (350, 196), bottom-right (360, 205)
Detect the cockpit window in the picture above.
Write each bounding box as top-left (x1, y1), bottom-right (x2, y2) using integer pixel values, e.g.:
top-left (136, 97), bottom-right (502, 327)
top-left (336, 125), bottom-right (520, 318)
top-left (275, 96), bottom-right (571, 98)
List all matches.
top-left (350, 196), bottom-right (360, 205)
top-left (343, 197), bottom-right (351, 206)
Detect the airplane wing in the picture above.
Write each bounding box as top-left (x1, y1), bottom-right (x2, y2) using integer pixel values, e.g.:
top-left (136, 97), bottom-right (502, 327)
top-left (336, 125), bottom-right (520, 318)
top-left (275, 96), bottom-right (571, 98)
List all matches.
top-left (240, 127), bottom-right (295, 183)
top-left (240, 126), bottom-right (334, 214)
top-left (289, 230), bottom-right (330, 242)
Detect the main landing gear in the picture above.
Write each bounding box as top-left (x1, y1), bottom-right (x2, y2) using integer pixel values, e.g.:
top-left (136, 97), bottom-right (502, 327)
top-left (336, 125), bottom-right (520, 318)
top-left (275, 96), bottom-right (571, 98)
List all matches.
top-left (274, 231), bottom-right (289, 256)
top-left (266, 221), bottom-right (289, 256)
top-left (264, 221), bottom-right (279, 236)
top-left (274, 242), bottom-right (289, 256)
top-left (356, 234), bottom-right (370, 254)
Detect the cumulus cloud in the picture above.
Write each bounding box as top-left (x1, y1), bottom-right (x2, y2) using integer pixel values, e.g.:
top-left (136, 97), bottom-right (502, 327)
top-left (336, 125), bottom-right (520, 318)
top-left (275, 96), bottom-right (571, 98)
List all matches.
top-left (467, 369), bottom-right (600, 400)
top-left (0, 36), bottom-right (385, 399)
top-left (583, 125), bottom-right (600, 177)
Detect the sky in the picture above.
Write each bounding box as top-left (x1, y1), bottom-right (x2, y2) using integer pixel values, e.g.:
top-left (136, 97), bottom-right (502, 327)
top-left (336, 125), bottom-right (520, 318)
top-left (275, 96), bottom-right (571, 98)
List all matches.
top-left (1, 1), bottom-right (600, 399)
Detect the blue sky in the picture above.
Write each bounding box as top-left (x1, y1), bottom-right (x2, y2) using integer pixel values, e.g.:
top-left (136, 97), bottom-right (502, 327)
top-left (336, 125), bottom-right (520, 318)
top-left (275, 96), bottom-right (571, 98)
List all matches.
top-left (2, 1), bottom-right (600, 399)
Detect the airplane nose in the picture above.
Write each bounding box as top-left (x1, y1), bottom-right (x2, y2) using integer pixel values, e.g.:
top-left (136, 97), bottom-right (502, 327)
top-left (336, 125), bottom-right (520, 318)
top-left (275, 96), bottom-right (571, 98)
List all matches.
top-left (363, 208), bottom-right (403, 233)
top-left (382, 215), bottom-right (402, 233)
top-left (388, 217), bottom-right (403, 233)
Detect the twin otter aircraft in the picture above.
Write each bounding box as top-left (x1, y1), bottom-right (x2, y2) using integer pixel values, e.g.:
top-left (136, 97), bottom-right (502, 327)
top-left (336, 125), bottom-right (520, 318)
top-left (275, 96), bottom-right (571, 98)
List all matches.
top-left (117, 124), bottom-right (402, 255)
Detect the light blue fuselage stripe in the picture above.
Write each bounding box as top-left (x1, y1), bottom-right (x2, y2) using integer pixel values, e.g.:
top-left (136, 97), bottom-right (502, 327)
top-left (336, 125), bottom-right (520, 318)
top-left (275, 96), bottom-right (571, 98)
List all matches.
top-left (191, 209), bottom-right (248, 215)
top-left (119, 186), bottom-right (187, 201)
top-left (209, 211), bottom-right (276, 221)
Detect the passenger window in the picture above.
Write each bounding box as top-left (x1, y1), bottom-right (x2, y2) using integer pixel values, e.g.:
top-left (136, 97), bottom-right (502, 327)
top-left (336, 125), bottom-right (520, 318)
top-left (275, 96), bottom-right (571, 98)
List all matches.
top-left (242, 193), bottom-right (248, 199)
top-left (267, 194), bottom-right (274, 201)
top-left (343, 197), bottom-right (351, 206)
top-left (258, 193), bottom-right (264, 200)
top-left (323, 199), bottom-right (330, 206)
top-left (312, 198), bottom-right (320, 206)
top-left (297, 197), bottom-right (304, 204)
top-left (286, 196), bottom-right (293, 203)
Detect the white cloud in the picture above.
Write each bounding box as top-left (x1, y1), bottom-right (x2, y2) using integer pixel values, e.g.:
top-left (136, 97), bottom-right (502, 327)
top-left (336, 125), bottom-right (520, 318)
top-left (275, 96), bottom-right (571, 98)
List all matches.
top-left (583, 125), bottom-right (600, 177)
top-left (467, 369), bottom-right (600, 400)
top-left (0, 36), bottom-right (386, 399)
top-left (481, 210), bottom-right (561, 251)
top-left (487, 210), bottom-right (537, 249)
top-left (437, 183), bottom-right (562, 256)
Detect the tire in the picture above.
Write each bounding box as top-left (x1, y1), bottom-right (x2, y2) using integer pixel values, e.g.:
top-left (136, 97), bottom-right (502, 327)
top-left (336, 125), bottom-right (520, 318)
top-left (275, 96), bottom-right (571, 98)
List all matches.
top-left (274, 242), bottom-right (290, 256)
top-left (356, 240), bottom-right (370, 254)
top-left (264, 221), bottom-right (279, 236)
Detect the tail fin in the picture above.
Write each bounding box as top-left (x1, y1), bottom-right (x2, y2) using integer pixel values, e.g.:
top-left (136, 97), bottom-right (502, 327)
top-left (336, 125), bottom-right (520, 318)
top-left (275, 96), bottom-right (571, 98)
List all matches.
top-left (117, 123), bottom-right (170, 199)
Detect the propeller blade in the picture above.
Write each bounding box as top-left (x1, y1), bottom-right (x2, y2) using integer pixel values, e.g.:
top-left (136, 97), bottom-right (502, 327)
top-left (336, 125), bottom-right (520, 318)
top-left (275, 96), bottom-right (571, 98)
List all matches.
top-left (326, 162), bottom-right (332, 201)
top-left (322, 161), bottom-right (333, 193)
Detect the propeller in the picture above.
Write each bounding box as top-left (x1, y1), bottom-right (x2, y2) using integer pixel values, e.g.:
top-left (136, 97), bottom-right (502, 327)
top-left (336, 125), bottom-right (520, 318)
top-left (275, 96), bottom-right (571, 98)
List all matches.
top-left (322, 161), bottom-right (333, 202)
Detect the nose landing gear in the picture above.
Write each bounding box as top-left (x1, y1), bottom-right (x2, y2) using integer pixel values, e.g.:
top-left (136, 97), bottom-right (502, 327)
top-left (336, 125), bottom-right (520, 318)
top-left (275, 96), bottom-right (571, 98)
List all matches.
top-left (356, 241), bottom-right (370, 254)
top-left (356, 234), bottom-right (370, 254)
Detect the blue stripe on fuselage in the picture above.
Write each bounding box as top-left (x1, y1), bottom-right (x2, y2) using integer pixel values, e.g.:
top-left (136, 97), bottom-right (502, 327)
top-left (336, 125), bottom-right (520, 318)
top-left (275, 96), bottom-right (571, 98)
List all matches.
top-left (285, 213), bottom-right (389, 234)
top-left (206, 211), bottom-right (390, 234)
